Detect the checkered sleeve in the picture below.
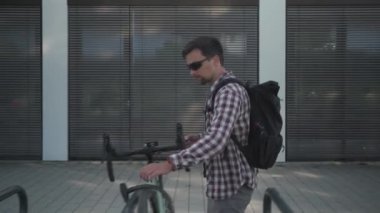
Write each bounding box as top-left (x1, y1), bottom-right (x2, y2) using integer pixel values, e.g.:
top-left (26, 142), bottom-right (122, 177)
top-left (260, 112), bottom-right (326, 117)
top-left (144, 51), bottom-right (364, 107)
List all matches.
top-left (169, 85), bottom-right (241, 169)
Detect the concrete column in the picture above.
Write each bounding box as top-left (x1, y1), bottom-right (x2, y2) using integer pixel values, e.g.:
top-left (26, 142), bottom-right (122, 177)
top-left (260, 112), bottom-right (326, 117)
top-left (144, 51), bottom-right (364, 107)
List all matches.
top-left (42, 0), bottom-right (68, 160)
top-left (259, 0), bottom-right (286, 162)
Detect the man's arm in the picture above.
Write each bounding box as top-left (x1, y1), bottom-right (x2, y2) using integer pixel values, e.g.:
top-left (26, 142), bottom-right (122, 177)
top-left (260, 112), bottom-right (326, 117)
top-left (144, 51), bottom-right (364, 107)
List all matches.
top-left (184, 134), bottom-right (202, 148)
top-left (169, 85), bottom-right (242, 169)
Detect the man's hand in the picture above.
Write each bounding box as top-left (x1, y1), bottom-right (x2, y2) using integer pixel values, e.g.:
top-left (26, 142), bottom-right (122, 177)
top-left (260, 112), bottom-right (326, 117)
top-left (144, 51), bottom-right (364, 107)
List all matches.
top-left (139, 161), bottom-right (173, 181)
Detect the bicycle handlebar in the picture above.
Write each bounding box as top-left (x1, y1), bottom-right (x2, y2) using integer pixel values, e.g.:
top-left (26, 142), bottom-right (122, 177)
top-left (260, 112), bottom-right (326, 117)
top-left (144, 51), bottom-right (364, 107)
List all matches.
top-left (103, 123), bottom-right (186, 182)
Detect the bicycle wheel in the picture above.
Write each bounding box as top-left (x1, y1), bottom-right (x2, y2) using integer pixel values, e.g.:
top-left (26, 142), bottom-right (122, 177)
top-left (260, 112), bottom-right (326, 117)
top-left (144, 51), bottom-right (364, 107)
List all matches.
top-left (123, 187), bottom-right (174, 213)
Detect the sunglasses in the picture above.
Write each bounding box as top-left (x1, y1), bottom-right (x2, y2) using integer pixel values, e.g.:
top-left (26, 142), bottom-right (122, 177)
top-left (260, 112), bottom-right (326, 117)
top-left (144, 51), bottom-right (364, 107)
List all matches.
top-left (186, 58), bottom-right (209, 71)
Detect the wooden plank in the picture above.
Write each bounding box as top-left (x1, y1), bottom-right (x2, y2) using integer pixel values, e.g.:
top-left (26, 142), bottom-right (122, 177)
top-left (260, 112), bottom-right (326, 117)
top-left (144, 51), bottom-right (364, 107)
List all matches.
top-left (1, 161), bottom-right (380, 213)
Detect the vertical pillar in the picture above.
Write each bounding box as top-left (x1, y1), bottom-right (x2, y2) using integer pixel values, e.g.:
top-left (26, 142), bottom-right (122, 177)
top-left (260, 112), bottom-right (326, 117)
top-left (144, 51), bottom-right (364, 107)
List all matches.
top-left (42, 0), bottom-right (68, 160)
top-left (259, 0), bottom-right (286, 162)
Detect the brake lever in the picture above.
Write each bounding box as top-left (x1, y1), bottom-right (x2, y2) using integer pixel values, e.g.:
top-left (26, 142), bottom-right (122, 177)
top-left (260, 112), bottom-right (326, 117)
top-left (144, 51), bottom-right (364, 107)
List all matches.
top-left (176, 123), bottom-right (185, 149)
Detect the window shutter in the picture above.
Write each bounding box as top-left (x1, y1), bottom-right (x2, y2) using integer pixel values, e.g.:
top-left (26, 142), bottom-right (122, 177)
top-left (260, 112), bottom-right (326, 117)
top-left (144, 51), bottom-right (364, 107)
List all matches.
top-left (0, 1), bottom-right (42, 160)
top-left (68, 2), bottom-right (258, 159)
top-left (129, 6), bottom-right (258, 149)
top-left (69, 6), bottom-right (131, 159)
top-left (287, 1), bottom-right (380, 160)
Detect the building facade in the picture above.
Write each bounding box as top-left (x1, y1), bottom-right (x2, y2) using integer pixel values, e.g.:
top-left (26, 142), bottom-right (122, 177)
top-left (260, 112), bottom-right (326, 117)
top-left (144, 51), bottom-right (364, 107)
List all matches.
top-left (0, 0), bottom-right (379, 161)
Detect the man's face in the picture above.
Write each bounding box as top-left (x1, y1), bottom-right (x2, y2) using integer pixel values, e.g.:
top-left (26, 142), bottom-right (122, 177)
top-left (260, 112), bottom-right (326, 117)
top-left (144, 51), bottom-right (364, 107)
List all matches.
top-left (185, 49), bottom-right (216, 85)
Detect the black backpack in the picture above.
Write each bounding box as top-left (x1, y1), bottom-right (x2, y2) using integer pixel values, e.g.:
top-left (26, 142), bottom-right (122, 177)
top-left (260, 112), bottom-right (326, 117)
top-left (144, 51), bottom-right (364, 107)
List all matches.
top-left (210, 78), bottom-right (283, 169)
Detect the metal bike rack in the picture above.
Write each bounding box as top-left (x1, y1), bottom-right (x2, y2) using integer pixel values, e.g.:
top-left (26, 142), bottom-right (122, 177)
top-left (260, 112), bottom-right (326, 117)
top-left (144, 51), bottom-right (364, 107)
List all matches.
top-left (263, 187), bottom-right (293, 213)
top-left (0, 185), bottom-right (28, 213)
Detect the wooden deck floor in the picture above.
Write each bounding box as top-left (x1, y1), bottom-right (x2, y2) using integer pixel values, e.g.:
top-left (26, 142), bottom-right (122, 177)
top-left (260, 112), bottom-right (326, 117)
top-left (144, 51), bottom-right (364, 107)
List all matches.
top-left (1, 161), bottom-right (379, 213)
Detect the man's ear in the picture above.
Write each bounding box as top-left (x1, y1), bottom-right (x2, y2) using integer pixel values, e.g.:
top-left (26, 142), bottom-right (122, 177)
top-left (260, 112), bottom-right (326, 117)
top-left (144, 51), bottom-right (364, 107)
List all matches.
top-left (211, 55), bottom-right (221, 67)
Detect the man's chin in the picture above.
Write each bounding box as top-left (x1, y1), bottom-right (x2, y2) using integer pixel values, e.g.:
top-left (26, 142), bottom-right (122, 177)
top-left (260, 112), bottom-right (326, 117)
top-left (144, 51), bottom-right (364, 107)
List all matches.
top-left (200, 79), bottom-right (210, 85)
top-left (193, 77), bottom-right (209, 85)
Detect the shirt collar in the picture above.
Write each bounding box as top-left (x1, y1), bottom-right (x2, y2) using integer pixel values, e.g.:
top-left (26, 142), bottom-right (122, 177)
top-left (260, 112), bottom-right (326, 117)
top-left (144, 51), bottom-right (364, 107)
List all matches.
top-left (210, 70), bottom-right (235, 93)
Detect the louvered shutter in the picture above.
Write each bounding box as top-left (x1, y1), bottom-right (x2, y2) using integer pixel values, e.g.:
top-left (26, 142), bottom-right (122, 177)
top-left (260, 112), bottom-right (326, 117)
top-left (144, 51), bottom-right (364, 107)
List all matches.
top-left (68, 6), bottom-right (131, 159)
top-left (0, 1), bottom-right (42, 160)
top-left (130, 6), bottom-right (258, 149)
top-left (287, 1), bottom-right (380, 160)
top-left (68, 1), bottom-right (258, 159)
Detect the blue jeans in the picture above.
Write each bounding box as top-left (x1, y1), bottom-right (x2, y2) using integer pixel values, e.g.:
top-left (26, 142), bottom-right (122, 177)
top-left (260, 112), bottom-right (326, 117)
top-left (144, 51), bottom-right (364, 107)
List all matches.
top-left (207, 185), bottom-right (253, 213)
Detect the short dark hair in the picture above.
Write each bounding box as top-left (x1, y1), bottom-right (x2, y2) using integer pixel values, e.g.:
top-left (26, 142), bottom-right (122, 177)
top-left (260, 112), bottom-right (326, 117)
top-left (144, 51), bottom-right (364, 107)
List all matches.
top-left (182, 36), bottom-right (224, 65)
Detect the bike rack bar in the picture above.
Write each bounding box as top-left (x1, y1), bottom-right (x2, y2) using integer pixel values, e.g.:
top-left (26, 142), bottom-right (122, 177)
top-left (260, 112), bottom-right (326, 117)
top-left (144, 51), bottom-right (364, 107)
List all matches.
top-left (0, 185), bottom-right (28, 213)
top-left (263, 187), bottom-right (293, 213)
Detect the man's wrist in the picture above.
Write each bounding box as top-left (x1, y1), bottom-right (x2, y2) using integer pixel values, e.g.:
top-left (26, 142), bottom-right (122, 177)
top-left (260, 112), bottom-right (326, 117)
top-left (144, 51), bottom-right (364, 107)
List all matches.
top-left (166, 158), bottom-right (176, 171)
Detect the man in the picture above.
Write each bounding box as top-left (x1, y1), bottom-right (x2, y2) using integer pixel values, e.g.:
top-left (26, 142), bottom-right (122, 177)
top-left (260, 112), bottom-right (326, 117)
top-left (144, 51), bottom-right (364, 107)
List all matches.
top-left (140, 36), bottom-right (256, 213)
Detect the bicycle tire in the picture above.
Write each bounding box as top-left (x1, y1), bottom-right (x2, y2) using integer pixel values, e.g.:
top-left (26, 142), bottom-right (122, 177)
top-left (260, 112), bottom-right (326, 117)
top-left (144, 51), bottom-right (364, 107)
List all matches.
top-left (106, 155), bottom-right (115, 182)
top-left (121, 188), bottom-right (160, 213)
top-left (120, 183), bottom-right (129, 203)
top-left (149, 196), bottom-right (160, 213)
top-left (123, 186), bottom-right (174, 213)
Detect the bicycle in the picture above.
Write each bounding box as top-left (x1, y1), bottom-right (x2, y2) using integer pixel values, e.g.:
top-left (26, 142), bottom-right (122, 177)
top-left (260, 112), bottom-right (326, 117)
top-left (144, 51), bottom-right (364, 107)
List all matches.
top-left (103, 123), bottom-right (187, 213)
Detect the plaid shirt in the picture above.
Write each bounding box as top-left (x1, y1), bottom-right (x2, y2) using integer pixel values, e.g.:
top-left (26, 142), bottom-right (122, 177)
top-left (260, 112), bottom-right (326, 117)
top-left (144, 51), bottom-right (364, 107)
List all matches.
top-left (169, 72), bottom-right (257, 200)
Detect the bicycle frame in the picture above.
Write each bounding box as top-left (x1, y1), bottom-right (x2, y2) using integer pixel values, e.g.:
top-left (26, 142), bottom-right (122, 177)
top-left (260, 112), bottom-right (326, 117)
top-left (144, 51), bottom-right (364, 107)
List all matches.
top-left (150, 176), bottom-right (163, 212)
top-left (149, 176), bottom-right (165, 212)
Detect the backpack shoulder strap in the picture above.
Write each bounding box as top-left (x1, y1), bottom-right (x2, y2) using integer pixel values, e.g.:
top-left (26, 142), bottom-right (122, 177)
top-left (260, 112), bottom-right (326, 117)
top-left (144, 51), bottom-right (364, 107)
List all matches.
top-left (209, 78), bottom-right (246, 156)
top-left (209, 78), bottom-right (244, 111)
